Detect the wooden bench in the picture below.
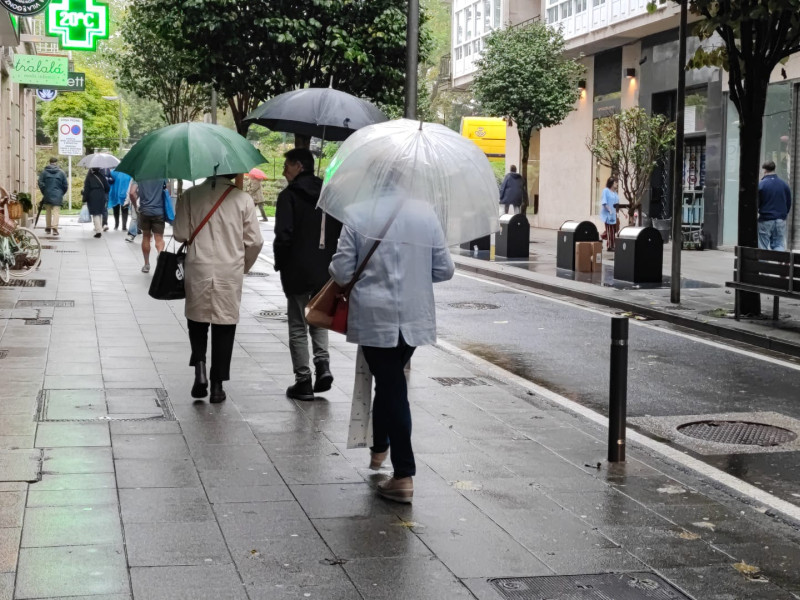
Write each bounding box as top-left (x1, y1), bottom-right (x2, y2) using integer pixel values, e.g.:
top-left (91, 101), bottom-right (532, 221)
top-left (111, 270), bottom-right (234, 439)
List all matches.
top-left (725, 246), bottom-right (800, 320)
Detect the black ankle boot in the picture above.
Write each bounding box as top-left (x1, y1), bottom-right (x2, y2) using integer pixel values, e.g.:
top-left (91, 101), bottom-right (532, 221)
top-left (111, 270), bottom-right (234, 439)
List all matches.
top-left (191, 362), bottom-right (208, 398)
top-left (313, 361), bottom-right (333, 393)
top-left (210, 380), bottom-right (226, 403)
top-left (286, 377), bottom-right (314, 401)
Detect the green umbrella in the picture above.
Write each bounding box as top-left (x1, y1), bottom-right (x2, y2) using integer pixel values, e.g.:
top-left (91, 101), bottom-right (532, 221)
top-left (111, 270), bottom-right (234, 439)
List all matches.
top-left (116, 122), bottom-right (266, 181)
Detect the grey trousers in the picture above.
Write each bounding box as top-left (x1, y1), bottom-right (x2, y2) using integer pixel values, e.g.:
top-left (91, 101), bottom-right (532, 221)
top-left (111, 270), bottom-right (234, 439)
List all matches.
top-left (286, 292), bottom-right (330, 380)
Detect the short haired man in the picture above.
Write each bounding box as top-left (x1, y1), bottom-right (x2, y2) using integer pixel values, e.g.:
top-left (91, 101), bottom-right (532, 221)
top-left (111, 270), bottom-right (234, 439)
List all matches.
top-left (757, 160), bottom-right (793, 251)
top-left (499, 164), bottom-right (524, 215)
top-left (136, 179), bottom-right (168, 273)
top-left (37, 157), bottom-right (68, 236)
top-left (273, 148), bottom-right (342, 400)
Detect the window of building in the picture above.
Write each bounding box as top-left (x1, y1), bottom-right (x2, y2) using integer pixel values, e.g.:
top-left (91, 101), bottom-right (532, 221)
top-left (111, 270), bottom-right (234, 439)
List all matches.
top-left (592, 0), bottom-right (606, 6)
top-left (484, 0), bottom-right (493, 29)
top-left (456, 10), bottom-right (463, 44)
top-left (547, 6), bottom-right (559, 22)
top-left (593, 47), bottom-right (622, 102)
top-left (575, 0), bottom-right (587, 12)
top-left (494, 0), bottom-right (501, 28)
top-left (466, 6), bottom-right (473, 40)
top-left (560, 1), bottom-right (573, 18)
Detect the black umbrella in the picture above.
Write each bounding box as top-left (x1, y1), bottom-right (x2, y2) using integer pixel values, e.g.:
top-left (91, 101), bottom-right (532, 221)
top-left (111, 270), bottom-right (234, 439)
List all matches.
top-left (244, 88), bottom-right (388, 142)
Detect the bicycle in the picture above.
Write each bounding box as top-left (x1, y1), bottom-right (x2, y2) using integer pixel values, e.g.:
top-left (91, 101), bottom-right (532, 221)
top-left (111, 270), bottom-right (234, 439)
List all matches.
top-left (0, 188), bottom-right (42, 283)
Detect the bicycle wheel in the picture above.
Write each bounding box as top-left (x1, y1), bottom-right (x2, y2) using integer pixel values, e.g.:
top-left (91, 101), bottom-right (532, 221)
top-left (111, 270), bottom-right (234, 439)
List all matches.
top-left (8, 227), bottom-right (42, 278)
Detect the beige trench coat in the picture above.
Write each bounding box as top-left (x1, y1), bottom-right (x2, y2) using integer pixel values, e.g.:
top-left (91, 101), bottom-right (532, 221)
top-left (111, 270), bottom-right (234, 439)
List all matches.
top-left (174, 180), bottom-right (264, 325)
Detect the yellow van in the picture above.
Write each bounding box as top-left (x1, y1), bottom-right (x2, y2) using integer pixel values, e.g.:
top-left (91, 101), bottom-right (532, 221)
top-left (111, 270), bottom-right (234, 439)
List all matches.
top-left (460, 117), bottom-right (506, 161)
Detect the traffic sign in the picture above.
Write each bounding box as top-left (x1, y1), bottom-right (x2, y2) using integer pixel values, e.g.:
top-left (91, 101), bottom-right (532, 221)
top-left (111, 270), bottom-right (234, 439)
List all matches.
top-left (58, 117), bottom-right (83, 156)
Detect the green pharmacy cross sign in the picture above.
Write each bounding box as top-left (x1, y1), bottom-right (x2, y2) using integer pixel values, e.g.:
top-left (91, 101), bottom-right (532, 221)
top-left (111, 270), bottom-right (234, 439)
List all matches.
top-left (45, 0), bottom-right (109, 51)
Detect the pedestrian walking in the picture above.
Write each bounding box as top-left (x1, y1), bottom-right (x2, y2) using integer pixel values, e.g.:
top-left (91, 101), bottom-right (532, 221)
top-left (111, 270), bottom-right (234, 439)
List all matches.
top-left (125, 182), bottom-right (140, 243)
top-left (174, 175), bottom-right (264, 403)
top-left (274, 149), bottom-right (342, 401)
top-left (136, 179), bottom-right (168, 273)
top-left (329, 199), bottom-right (455, 503)
top-left (108, 169), bottom-right (133, 231)
top-left (758, 160), bottom-right (793, 251)
top-left (499, 165), bottom-right (524, 215)
top-left (37, 157), bottom-right (68, 236)
top-left (99, 167), bottom-right (115, 231)
top-left (246, 174), bottom-right (269, 221)
top-left (600, 176), bottom-right (619, 251)
top-left (81, 168), bottom-right (110, 238)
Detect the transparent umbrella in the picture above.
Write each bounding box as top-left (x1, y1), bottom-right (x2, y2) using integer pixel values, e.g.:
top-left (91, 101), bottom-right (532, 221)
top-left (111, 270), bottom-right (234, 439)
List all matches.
top-left (78, 153), bottom-right (120, 169)
top-left (318, 119), bottom-right (499, 248)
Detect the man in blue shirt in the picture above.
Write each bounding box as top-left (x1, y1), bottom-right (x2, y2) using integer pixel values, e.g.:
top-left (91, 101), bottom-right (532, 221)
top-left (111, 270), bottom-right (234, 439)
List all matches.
top-left (136, 179), bottom-right (167, 273)
top-left (757, 161), bottom-right (793, 251)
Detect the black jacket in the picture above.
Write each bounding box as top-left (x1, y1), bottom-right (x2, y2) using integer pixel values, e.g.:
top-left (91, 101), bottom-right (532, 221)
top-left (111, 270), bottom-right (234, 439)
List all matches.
top-left (499, 172), bottom-right (524, 206)
top-left (38, 165), bottom-right (69, 206)
top-left (82, 170), bottom-right (110, 216)
top-left (273, 171), bottom-right (342, 296)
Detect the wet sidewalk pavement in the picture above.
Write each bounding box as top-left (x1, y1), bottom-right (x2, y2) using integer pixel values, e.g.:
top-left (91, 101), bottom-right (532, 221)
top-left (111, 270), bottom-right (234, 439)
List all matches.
top-left (0, 218), bottom-right (798, 599)
top-left (454, 227), bottom-right (800, 358)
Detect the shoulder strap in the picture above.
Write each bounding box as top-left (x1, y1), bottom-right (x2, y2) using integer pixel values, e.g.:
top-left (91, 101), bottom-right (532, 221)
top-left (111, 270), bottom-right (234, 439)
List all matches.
top-left (187, 185), bottom-right (236, 245)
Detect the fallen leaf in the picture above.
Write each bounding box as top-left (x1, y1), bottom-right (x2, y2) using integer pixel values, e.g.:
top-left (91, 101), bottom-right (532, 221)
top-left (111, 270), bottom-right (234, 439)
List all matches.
top-left (451, 480), bottom-right (482, 491)
top-left (657, 485), bottom-right (687, 495)
top-left (396, 520), bottom-right (420, 529)
top-left (692, 522), bottom-right (716, 531)
top-left (323, 557), bottom-right (348, 565)
top-left (733, 562), bottom-right (764, 580)
top-left (679, 531), bottom-right (701, 540)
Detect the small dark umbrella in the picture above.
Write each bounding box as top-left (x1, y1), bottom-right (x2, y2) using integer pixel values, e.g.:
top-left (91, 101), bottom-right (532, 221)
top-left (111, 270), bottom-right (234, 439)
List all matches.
top-left (244, 88), bottom-right (388, 142)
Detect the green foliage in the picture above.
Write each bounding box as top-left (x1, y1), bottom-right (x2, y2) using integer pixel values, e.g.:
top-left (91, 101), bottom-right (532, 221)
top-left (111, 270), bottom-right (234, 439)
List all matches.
top-left (114, 0), bottom-right (209, 125)
top-left (473, 21), bottom-right (584, 212)
top-left (587, 108), bottom-right (676, 223)
top-left (39, 65), bottom-right (127, 153)
top-left (121, 90), bottom-right (167, 142)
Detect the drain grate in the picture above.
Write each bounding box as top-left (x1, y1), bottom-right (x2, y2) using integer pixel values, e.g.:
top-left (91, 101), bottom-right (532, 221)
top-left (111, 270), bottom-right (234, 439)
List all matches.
top-left (489, 573), bottom-right (691, 599)
top-left (0, 279), bottom-right (45, 287)
top-left (449, 302), bottom-right (500, 310)
top-left (15, 300), bottom-right (74, 308)
top-left (432, 377), bottom-right (491, 387)
top-left (25, 318), bottom-right (51, 325)
top-left (247, 272), bottom-right (270, 278)
top-left (55, 250), bottom-right (80, 254)
top-left (677, 420), bottom-right (797, 447)
top-left (257, 310), bottom-right (287, 320)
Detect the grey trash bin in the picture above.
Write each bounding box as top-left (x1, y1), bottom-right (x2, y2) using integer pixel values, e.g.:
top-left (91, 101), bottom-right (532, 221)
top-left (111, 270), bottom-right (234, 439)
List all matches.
top-left (614, 226), bottom-right (664, 283)
top-left (496, 214), bottom-right (530, 258)
top-left (557, 220), bottom-right (599, 270)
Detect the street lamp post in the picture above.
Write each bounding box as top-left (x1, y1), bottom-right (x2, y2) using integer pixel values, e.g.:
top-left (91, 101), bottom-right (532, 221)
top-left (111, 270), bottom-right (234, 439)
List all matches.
top-left (102, 95), bottom-right (123, 153)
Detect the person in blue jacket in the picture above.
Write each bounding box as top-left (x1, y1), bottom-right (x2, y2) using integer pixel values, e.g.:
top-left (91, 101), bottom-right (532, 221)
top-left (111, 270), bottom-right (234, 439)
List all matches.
top-left (600, 176), bottom-right (619, 251)
top-left (108, 169), bottom-right (133, 231)
top-left (758, 161), bottom-right (793, 251)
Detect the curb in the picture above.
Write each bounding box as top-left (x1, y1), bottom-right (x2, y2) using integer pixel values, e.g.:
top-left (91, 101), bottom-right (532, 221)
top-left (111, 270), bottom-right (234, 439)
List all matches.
top-left (454, 260), bottom-right (800, 359)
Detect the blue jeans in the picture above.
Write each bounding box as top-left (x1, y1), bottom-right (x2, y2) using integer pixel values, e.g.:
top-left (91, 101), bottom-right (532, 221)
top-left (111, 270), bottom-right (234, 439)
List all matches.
top-left (758, 219), bottom-right (786, 251)
top-left (362, 335), bottom-right (416, 479)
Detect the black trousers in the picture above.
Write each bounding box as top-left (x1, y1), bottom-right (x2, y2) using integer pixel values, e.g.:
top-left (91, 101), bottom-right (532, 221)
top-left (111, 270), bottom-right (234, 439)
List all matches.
top-left (187, 319), bottom-right (236, 382)
top-left (362, 334), bottom-right (417, 479)
top-left (113, 205), bottom-right (129, 230)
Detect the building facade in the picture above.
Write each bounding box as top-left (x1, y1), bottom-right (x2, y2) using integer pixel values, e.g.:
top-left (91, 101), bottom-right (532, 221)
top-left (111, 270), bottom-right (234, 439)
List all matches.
top-left (0, 10), bottom-right (37, 202)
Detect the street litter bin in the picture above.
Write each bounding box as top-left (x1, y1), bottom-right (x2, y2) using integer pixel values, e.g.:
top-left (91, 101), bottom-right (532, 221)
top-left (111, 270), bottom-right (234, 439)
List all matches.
top-left (496, 214), bottom-right (529, 258)
top-left (459, 235), bottom-right (490, 252)
top-left (614, 226), bottom-right (664, 283)
top-left (557, 220), bottom-right (599, 270)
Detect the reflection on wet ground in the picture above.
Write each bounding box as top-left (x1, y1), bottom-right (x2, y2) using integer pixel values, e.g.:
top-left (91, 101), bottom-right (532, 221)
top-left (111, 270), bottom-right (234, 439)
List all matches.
top-left (453, 248), bottom-right (719, 291)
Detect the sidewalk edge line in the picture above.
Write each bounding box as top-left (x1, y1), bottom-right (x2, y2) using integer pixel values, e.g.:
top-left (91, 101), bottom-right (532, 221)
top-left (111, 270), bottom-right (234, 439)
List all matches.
top-left (436, 338), bottom-right (800, 525)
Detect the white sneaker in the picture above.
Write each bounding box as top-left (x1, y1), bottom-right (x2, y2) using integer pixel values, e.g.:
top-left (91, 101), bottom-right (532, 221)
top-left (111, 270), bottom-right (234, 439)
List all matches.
top-left (141, 264), bottom-right (150, 273)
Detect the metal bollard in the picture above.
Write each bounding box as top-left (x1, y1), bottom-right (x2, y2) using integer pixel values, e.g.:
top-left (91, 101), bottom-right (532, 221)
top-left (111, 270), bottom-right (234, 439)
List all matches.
top-left (608, 317), bottom-right (629, 463)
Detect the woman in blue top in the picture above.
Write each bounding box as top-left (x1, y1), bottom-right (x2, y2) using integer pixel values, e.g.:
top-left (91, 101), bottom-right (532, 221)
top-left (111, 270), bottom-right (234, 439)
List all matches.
top-left (600, 176), bottom-right (619, 250)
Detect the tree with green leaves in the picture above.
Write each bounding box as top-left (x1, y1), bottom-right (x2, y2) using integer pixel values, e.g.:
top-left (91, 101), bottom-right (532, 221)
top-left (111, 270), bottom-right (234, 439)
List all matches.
top-left (670, 0), bottom-right (800, 314)
top-left (114, 1), bottom-right (209, 125)
top-left (139, 0), bottom-right (429, 134)
top-left (473, 22), bottom-right (584, 214)
top-left (587, 108), bottom-right (676, 225)
top-left (39, 66), bottom-right (127, 153)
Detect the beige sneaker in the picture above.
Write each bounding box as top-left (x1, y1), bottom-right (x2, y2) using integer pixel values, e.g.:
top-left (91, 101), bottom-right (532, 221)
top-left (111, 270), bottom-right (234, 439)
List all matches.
top-left (377, 476), bottom-right (413, 503)
top-left (369, 449), bottom-right (388, 470)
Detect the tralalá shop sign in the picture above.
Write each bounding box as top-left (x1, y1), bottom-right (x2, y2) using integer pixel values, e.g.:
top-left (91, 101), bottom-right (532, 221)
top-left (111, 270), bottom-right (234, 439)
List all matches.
top-left (10, 54), bottom-right (68, 87)
top-left (1, 0), bottom-right (50, 16)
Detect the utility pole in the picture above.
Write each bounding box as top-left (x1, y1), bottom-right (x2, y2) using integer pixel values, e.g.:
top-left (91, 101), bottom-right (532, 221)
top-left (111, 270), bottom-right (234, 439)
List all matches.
top-left (670, 0), bottom-right (688, 304)
top-left (117, 99), bottom-right (123, 152)
top-left (404, 0), bottom-right (419, 119)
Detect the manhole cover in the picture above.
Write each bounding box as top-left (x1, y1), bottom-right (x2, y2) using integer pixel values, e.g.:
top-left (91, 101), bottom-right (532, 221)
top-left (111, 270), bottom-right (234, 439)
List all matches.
top-left (257, 310), bottom-right (287, 319)
top-left (432, 377), bottom-right (490, 387)
top-left (448, 302), bottom-right (500, 310)
top-left (489, 573), bottom-right (691, 599)
top-left (37, 389), bottom-right (175, 422)
top-left (15, 300), bottom-right (75, 308)
top-left (677, 420), bottom-right (797, 447)
top-left (247, 272), bottom-right (270, 278)
top-left (0, 279), bottom-right (45, 287)
top-left (25, 318), bottom-right (51, 325)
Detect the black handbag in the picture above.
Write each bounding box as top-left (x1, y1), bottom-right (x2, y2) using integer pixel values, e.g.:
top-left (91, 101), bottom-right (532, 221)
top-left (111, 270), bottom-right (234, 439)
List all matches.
top-left (148, 185), bottom-right (234, 301)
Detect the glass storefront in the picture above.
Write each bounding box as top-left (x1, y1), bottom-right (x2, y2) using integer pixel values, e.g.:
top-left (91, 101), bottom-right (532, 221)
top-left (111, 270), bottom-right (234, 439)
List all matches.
top-left (722, 81), bottom-right (795, 247)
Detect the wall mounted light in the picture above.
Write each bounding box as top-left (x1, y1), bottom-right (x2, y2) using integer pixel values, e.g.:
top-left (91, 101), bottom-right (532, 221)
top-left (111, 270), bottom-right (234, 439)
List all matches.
top-left (578, 79), bottom-right (587, 91)
top-left (625, 68), bottom-right (637, 79)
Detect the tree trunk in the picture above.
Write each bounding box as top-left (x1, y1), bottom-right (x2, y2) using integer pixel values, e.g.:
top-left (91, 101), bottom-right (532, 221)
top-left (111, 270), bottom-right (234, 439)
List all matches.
top-left (736, 76), bottom-right (769, 316)
top-left (518, 126), bottom-right (532, 215)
